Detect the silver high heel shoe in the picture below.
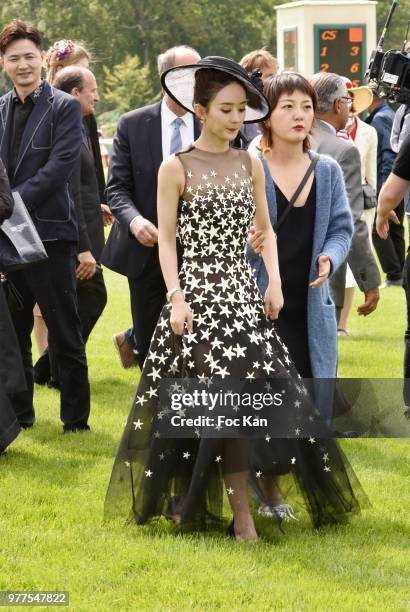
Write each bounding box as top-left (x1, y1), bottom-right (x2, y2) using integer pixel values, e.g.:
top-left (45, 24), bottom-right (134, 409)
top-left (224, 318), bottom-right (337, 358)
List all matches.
top-left (257, 503), bottom-right (297, 533)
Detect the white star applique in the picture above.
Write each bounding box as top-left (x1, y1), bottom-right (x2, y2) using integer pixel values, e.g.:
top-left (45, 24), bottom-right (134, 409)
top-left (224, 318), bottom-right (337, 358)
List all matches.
top-left (222, 324), bottom-right (234, 337)
top-left (133, 420), bottom-right (143, 430)
top-left (222, 345), bottom-right (235, 361)
top-left (211, 337), bottom-right (223, 350)
top-left (227, 487), bottom-right (234, 495)
top-left (291, 457), bottom-right (296, 465)
top-left (147, 367), bottom-right (161, 381)
top-left (234, 344), bottom-right (246, 358)
top-left (183, 451), bottom-right (191, 459)
top-left (215, 455), bottom-right (222, 463)
top-left (145, 469), bottom-right (153, 477)
top-left (200, 329), bottom-right (211, 341)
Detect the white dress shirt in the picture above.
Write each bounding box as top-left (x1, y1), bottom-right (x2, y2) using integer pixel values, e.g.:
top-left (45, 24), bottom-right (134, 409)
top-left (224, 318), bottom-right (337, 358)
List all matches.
top-left (130, 99), bottom-right (195, 229)
top-left (161, 98), bottom-right (194, 159)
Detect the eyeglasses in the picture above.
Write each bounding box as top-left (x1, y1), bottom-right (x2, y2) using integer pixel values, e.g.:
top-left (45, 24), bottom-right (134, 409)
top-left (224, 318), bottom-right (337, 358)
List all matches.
top-left (340, 96), bottom-right (353, 107)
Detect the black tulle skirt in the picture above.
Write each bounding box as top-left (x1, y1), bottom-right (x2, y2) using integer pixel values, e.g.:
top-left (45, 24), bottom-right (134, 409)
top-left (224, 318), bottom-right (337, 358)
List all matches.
top-left (104, 300), bottom-right (367, 532)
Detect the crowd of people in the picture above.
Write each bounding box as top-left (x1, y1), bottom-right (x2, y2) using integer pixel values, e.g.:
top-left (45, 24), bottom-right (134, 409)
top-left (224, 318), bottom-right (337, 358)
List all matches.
top-left (0, 18), bottom-right (409, 541)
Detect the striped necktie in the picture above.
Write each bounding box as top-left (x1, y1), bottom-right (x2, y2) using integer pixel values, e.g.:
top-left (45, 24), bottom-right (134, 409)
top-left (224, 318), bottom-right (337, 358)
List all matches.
top-left (169, 117), bottom-right (184, 155)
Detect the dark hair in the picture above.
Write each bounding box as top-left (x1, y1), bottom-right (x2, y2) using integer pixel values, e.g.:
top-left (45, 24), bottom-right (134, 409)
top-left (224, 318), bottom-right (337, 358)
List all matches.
top-left (260, 72), bottom-right (318, 153)
top-left (193, 68), bottom-right (259, 109)
top-left (0, 20), bottom-right (43, 55)
top-left (53, 66), bottom-right (86, 94)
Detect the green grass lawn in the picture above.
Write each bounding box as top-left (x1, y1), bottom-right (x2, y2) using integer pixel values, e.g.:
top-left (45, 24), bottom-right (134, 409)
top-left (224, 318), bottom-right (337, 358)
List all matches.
top-left (1, 270), bottom-right (409, 612)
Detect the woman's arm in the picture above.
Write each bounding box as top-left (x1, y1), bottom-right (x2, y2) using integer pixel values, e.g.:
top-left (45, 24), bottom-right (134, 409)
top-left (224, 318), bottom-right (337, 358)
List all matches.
top-left (251, 155), bottom-right (283, 319)
top-left (157, 156), bottom-right (193, 335)
top-left (318, 161), bottom-right (353, 275)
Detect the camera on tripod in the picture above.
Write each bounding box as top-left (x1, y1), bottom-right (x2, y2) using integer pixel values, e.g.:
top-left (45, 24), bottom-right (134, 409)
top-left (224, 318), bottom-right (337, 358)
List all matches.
top-left (366, 0), bottom-right (410, 103)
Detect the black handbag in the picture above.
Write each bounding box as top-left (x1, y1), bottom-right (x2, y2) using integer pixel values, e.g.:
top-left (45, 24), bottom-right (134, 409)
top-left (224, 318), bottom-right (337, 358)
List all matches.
top-left (0, 192), bottom-right (48, 271)
top-left (362, 183), bottom-right (377, 210)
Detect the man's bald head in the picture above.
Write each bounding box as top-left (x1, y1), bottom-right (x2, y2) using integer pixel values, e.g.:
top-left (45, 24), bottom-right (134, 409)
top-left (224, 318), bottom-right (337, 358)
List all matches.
top-left (53, 66), bottom-right (99, 116)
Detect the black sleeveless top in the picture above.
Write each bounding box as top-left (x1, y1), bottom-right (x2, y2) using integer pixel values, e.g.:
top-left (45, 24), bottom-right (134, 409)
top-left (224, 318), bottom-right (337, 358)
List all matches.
top-left (274, 178), bottom-right (316, 377)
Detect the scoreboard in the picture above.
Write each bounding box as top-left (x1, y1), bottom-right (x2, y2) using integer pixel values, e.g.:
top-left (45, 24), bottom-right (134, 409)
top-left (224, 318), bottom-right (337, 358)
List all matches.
top-left (314, 24), bottom-right (366, 86)
top-left (283, 27), bottom-right (298, 70)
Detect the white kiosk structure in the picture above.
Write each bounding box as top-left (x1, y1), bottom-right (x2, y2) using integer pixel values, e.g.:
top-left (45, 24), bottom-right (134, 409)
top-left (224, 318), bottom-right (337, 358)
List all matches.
top-left (276, 0), bottom-right (377, 84)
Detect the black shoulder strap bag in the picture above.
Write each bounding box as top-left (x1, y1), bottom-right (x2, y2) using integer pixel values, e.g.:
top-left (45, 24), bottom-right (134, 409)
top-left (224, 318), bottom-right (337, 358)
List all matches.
top-left (273, 157), bottom-right (318, 232)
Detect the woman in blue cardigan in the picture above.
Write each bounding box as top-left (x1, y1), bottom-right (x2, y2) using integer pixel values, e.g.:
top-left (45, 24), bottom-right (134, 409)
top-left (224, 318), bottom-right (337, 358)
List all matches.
top-left (248, 72), bottom-right (353, 381)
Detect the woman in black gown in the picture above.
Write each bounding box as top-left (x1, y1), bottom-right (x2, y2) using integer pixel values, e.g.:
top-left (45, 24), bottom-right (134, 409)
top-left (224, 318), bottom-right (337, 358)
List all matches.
top-left (105, 58), bottom-right (366, 541)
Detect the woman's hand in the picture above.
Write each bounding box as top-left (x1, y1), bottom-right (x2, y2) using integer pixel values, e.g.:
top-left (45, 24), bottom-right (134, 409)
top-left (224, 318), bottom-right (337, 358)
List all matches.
top-left (170, 295), bottom-right (194, 336)
top-left (248, 225), bottom-right (265, 255)
top-left (264, 280), bottom-right (283, 320)
top-left (310, 255), bottom-right (331, 288)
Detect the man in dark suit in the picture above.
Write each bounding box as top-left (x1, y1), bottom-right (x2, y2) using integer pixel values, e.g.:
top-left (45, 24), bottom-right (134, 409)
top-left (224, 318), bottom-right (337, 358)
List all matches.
top-left (32, 66), bottom-right (108, 387)
top-left (0, 159), bottom-right (22, 454)
top-left (102, 45), bottom-right (201, 369)
top-left (0, 20), bottom-right (90, 432)
top-left (52, 66), bottom-right (107, 342)
top-left (310, 72), bottom-right (380, 321)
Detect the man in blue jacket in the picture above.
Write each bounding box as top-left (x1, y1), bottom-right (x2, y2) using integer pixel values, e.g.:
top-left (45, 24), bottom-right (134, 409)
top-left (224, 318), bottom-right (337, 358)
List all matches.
top-left (0, 20), bottom-right (90, 432)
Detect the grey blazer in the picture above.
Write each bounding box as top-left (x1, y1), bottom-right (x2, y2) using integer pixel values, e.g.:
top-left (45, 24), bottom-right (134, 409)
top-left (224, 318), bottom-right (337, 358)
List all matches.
top-left (312, 120), bottom-right (380, 307)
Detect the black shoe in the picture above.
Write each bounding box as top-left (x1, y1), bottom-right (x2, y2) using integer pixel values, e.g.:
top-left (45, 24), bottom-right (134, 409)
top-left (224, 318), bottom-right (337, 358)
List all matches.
top-left (33, 352), bottom-right (51, 385)
top-left (47, 377), bottom-right (61, 390)
top-left (226, 520), bottom-right (235, 537)
top-left (333, 430), bottom-right (359, 438)
top-left (404, 406), bottom-right (410, 419)
top-left (63, 423), bottom-right (90, 433)
top-left (381, 278), bottom-right (403, 288)
top-left (0, 446), bottom-right (6, 457)
top-left (19, 421), bottom-right (34, 429)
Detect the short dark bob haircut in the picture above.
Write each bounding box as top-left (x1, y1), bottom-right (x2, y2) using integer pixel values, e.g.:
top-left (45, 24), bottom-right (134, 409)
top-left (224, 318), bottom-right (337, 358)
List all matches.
top-left (260, 72), bottom-right (318, 153)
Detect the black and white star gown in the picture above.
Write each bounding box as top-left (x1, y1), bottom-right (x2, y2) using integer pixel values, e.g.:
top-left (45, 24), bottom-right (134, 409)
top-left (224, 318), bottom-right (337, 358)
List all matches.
top-left (105, 146), bottom-right (366, 531)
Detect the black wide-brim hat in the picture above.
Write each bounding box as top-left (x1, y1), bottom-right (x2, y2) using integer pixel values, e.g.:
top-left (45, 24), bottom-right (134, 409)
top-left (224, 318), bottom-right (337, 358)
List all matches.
top-left (161, 56), bottom-right (271, 124)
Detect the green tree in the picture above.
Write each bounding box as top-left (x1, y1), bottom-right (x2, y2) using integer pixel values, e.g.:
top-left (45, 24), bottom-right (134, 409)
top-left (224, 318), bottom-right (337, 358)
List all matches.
top-left (103, 54), bottom-right (156, 118)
